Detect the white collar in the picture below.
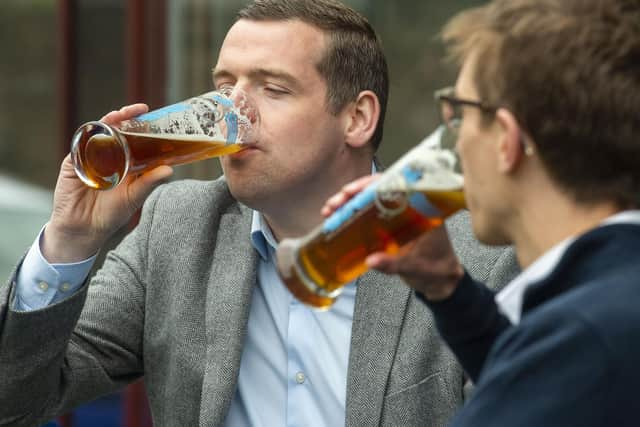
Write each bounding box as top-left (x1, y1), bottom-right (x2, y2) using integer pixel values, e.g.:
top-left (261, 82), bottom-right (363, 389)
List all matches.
top-left (495, 210), bottom-right (640, 325)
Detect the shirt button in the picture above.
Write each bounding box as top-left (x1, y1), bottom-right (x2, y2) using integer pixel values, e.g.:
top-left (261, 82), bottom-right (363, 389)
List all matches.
top-left (38, 281), bottom-right (49, 291)
top-left (295, 372), bottom-right (306, 384)
top-left (60, 283), bottom-right (71, 292)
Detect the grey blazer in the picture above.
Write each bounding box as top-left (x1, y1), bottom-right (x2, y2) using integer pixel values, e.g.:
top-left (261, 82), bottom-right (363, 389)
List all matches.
top-left (0, 178), bottom-right (519, 427)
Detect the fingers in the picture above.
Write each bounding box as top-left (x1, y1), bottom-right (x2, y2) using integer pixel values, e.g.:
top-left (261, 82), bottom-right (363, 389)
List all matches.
top-left (321, 174), bottom-right (380, 217)
top-left (59, 153), bottom-right (74, 172)
top-left (365, 252), bottom-right (396, 272)
top-left (365, 247), bottom-right (418, 275)
top-left (100, 103), bottom-right (149, 125)
top-left (126, 166), bottom-right (174, 210)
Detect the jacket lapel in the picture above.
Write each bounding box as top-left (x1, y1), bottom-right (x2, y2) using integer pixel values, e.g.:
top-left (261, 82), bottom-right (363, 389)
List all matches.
top-left (199, 205), bottom-right (258, 427)
top-left (345, 270), bottom-right (412, 426)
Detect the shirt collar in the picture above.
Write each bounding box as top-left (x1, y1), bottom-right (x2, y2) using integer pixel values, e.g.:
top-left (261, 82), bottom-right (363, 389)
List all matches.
top-left (495, 209), bottom-right (640, 325)
top-left (251, 211), bottom-right (278, 261)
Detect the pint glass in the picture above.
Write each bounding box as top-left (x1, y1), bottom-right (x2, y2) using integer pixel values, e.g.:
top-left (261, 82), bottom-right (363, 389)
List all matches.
top-left (276, 129), bottom-right (465, 309)
top-left (71, 88), bottom-right (259, 190)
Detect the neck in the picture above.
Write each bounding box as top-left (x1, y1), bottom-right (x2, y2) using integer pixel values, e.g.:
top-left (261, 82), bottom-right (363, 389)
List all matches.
top-left (510, 188), bottom-right (621, 268)
top-left (262, 156), bottom-right (374, 241)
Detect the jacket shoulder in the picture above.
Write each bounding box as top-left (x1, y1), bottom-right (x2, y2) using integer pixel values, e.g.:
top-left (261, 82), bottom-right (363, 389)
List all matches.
top-left (152, 177), bottom-right (233, 209)
top-left (446, 211), bottom-right (520, 292)
top-left (136, 177), bottom-right (250, 235)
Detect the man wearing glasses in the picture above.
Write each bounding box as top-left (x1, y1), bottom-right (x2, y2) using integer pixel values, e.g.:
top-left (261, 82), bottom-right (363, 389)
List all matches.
top-left (326, 0), bottom-right (640, 425)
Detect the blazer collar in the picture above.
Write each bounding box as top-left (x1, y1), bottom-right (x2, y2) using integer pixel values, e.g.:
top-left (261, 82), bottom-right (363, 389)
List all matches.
top-left (199, 203), bottom-right (258, 427)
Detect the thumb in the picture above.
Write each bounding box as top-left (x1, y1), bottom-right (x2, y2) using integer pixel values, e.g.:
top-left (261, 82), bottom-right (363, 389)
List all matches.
top-left (127, 166), bottom-right (174, 209)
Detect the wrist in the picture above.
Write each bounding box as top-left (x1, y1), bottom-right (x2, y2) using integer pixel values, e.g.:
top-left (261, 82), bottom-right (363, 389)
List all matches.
top-left (418, 265), bottom-right (464, 302)
top-left (41, 223), bottom-right (104, 263)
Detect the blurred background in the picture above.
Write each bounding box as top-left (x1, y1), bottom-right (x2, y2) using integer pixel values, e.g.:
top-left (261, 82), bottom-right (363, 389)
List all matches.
top-left (0, 0), bottom-right (483, 425)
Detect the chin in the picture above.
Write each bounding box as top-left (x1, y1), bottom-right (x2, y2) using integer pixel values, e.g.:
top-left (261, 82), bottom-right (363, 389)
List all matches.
top-left (226, 180), bottom-right (253, 203)
top-left (476, 230), bottom-right (511, 246)
top-left (226, 179), bottom-right (269, 211)
top-left (470, 213), bottom-right (511, 246)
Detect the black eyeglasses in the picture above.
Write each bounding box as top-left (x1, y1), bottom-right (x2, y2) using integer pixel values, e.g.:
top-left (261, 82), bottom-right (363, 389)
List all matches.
top-left (434, 86), bottom-right (497, 135)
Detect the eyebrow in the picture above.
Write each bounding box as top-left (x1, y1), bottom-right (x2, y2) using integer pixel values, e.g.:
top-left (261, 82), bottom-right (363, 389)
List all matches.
top-left (212, 67), bottom-right (302, 90)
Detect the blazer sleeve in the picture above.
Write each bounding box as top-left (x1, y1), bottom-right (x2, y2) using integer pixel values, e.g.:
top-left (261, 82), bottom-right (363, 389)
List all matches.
top-left (0, 184), bottom-right (166, 426)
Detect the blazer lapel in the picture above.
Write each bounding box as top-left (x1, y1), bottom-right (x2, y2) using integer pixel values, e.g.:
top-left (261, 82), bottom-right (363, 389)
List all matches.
top-left (345, 270), bottom-right (412, 426)
top-left (199, 206), bottom-right (258, 427)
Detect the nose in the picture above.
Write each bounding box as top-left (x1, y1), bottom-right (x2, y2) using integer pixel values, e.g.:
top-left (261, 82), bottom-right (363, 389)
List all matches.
top-left (218, 86), bottom-right (259, 143)
top-left (230, 87), bottom-right (259, 128)
top-left (221, 77), bottom-right (251, 99)
top-left (218, 82), bottom-right (253, 110)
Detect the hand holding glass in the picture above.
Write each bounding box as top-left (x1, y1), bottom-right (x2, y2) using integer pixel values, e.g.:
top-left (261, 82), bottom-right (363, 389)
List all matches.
top-left (276, 127), bottom-right (465, 309)
top-left (71, 88), bottom-right (259, 190)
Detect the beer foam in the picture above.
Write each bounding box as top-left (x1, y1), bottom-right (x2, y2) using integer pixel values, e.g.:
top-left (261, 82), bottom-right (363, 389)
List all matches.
top-left (119, 131), bottom-right (227, 145)
top-left (378, 145), bottom-right (463, 194)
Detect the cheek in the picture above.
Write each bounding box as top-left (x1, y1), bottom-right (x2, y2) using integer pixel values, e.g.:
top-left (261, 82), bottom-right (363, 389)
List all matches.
top-left (458, 138), bottom-right (482, 209)
top-left (260, 106), bottom-right (312, 141)
top-left (457, 137), bottom-right (474, 175)
top-left (457, 121), bottom-right (485, 177)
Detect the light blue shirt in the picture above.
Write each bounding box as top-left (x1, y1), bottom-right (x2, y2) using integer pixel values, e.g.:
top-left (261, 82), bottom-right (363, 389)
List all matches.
top-left (14, 216), bottom-right (357, 427)
top-left (14, 227), bottom-right (95, 311)
top-left (224, 211), bottom-right (356, 427)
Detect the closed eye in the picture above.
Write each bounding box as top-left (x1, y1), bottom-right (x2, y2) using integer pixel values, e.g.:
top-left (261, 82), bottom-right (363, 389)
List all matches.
top-left (264, 85), bottom-right (290, 97)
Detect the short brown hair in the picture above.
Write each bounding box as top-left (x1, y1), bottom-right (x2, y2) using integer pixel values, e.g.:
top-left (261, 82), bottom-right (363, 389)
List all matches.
top-left (237, 0), bottom-right (389, 151)
top-left (443, 0), bottom-right (640, 208)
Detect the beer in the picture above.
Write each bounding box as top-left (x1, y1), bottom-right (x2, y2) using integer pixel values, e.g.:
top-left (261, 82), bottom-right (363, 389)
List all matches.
top-left (277, 135), bottom-right (464, 309)
top-left (70, 89), bottom-right (258, 190)
top-left (73, 126), bottom-right (244, 190)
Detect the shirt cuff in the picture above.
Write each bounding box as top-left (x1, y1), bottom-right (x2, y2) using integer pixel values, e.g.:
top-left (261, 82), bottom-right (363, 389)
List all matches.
top-left (14, 226), bottom-right (97, 311)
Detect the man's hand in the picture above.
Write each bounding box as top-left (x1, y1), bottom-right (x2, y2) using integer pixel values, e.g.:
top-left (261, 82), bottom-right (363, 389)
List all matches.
top-left (322, 174), bottom-right (464, 301)
top-left (42, 104), bottom-right (174, 263)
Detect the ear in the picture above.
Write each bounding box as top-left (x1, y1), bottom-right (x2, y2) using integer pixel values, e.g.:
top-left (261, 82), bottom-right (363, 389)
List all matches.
top-left (495, 108), bottom-right (526, 174)
top-left (343, 90), bottom-right (380, 149)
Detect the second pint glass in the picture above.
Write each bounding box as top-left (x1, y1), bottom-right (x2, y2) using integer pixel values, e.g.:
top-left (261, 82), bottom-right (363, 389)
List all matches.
top-left (71, 88), bottom-right (259, 190)
top-left (276, 129), bottom-right (465, 309)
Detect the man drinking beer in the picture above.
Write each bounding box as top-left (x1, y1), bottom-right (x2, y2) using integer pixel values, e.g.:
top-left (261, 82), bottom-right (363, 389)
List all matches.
top-left (326, 0), bottom-right (640, 425)
top-left (0, 1), bottom-right (518, 425)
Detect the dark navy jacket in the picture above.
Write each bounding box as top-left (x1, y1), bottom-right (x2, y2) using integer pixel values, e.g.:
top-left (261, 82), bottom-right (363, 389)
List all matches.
top-left (426, 223), bottom-right (640, 426)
